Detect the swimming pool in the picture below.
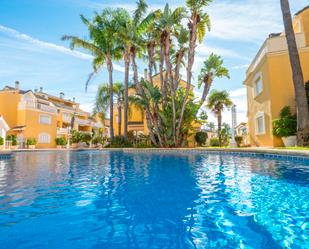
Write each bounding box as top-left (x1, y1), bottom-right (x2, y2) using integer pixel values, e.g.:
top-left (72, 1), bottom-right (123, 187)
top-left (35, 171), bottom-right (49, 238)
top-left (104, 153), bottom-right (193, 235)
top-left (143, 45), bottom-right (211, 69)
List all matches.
top-left (0, 150), bottom-right (308, 248)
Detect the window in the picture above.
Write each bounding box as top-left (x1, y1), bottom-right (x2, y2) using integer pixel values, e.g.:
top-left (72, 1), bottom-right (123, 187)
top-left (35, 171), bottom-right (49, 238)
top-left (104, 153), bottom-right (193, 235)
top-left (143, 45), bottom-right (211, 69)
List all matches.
top-left (39, 114), bottom-right (51, 125)
top-left (253, 73), bottom-right (263, 97)
top-left (38, 133), bottom-right (50, 144)
top-left (255, 112), bottom-right (265, 135)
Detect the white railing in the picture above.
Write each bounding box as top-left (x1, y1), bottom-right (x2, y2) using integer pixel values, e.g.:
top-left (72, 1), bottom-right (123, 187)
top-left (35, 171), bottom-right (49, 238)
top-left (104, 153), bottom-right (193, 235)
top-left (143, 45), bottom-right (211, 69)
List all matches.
top-left (62, 113), bottom-right (72, 123)
top-left (92, 122), bottom-right (103, 128)
top-left (57, 128), bottom-right (68, 134)
top-left (76, 118), bottom-right (91, 126)
top-left (247, 32), bottom-right (306, 75)
top-left (18, 101), bottom-right (57, 114)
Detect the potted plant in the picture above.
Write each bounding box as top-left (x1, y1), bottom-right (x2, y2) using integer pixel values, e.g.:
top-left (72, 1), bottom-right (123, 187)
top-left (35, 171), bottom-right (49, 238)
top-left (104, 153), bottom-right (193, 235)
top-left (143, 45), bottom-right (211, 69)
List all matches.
top-left (273, 106), bottom-right (297, 147)
top-left (26, 138), bottom-right (37, 149)
top-left (194, 131), bottom-right (208, 147)
top-left (6, 135), bottom-right (18, 149)
top-left (55, 137), bottom-right (67, 149)
top-left (235, 136), bottom-right (243, 148)
top-left (70, 130), bottom-right (82, 148)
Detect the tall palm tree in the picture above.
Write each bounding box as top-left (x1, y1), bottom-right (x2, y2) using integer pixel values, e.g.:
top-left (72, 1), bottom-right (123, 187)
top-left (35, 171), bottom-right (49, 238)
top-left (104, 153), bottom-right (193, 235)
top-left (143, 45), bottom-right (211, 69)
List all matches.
top-left (280, 0), bottom-right (309, 146)
top-left (177, 0), bottom-right (211, 145)
top-left (94, 82), bottom-right (125, 136)
top-left (207, 90), bottom-right (233, 147)
top-left (62, 9), bottom-right (124, 140)
top-left (198, 53), bottom-right (230, 104)
top-left (116, 1), bottom-right (148, 140)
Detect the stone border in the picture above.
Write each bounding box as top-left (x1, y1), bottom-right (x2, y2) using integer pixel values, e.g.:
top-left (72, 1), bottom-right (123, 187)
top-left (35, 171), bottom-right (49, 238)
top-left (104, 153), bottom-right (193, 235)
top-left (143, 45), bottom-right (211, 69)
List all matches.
top-left (8, 147), bottom-right (309, 161)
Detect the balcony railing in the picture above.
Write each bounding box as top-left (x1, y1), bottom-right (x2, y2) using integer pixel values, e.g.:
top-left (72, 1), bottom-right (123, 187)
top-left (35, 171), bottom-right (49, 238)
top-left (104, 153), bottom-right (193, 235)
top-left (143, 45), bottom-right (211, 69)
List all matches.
top-left (62, 113), bottom-right (72, 123)
top-left (76, 118), bottom-right (92, 126)
top-left (57, 127), bottom-right (68, 134)
top-left (19, 101), bottom-right (57, 114)
top-left (92, 122), bottom-right (103, 128)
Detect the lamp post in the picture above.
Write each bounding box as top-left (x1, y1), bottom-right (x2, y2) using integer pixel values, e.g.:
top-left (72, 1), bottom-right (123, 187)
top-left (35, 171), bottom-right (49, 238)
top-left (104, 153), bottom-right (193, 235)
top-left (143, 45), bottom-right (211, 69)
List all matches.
top-left (230, 104), bottom-right (237, 148)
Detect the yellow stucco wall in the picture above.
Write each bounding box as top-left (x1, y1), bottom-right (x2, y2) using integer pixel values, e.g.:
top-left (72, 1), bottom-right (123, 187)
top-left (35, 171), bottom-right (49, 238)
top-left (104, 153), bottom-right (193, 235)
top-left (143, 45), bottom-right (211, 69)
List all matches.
top-left (0, 91), bottom-right (21, 128)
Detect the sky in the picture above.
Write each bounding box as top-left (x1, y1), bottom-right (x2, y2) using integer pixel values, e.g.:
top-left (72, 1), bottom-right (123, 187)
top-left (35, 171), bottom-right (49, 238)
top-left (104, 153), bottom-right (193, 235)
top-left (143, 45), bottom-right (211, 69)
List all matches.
top-left (0, 0), bottom-right (308, 126)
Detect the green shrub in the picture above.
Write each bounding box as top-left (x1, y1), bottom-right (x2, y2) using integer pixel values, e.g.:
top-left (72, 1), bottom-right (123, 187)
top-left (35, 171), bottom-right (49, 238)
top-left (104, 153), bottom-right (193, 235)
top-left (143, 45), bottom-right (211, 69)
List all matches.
top-left (81, 133), bottom-right (92, 144)
top-left (71, 130), bottom-right (83, 143)
top-left (26, 138), bottom-right (37, 146)
top-left (195, 132), bottom-right (208, 146)
top-left (273, 106), bottom-right (297, 138)
top-left (0, 136), bottom-right (3, 146)
top-left (6, 135), bottom-right (17, 146)
top-left (92, 136), bottom-right (104, 145)
top-left (209, 137), bottom-right (220, 147)
top-left (235, 136), bottom-right (243, 147)
top-left (127, 130), bottom-right (136, 143)
top-left (109, 136), bottom-right (132, 148)
top-left (55, 137), bottom-right (67, 146)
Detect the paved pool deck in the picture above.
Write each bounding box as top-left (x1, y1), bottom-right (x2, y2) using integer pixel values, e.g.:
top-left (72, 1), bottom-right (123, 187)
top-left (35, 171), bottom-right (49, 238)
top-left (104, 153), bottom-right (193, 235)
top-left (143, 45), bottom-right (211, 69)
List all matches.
top-left (3, 147), bottom-right (309, 158)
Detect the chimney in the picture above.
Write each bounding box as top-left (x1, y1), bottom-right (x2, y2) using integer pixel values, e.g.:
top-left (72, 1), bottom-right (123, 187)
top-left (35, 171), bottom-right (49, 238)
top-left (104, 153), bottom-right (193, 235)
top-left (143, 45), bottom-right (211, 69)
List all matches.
top-left (60, 92), bottom-right (65, 99)
top-left (15, 81), bottom-right (20, 90)
top-left (144, 69), bottom-right (148, 80)
top-left (73, 97), bottom-right (75, 102)
top-left (34, 89), bottom-right (38, 93)
top-left (40, 87), bottom-right (43, 92)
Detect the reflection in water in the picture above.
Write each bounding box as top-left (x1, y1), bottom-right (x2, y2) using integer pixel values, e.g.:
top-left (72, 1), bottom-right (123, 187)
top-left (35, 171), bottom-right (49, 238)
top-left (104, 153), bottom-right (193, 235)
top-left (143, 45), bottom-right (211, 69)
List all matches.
top-left (0, 151), bottom-right (308, 248)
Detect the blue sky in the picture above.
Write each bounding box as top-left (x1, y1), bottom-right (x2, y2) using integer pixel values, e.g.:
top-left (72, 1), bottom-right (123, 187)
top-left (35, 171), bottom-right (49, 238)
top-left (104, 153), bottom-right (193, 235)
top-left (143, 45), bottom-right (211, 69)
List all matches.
top-left (0, 0), bottom-right (308, 124)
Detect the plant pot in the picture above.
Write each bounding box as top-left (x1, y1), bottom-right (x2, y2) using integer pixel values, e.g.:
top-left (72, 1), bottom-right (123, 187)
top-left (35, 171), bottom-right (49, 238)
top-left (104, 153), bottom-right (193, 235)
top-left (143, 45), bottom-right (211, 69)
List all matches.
top-left (282, 136), bottom-right (297, 147)
top-left (71, 143), bottom-right (79, 149)
top-left (28, 145), bottom-right (36, 149)
top-left (56, 145), bottom-right (62, 149)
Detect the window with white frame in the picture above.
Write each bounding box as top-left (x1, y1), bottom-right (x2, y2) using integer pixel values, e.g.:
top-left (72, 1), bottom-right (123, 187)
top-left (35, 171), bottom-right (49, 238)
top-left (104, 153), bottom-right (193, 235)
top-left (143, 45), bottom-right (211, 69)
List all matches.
top-left (38, 133), bottom-right (51, 144)
top-left (39, 114), bottom-right (51, 125)
top-left (255, 112), bottom-right (266, 135)
top-left (253, 73), bottom-right (263, 97)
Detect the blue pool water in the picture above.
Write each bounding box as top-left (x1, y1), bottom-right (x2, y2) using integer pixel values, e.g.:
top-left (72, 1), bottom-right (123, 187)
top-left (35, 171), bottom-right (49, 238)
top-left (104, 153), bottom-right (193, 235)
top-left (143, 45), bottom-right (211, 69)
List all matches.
top-left (0, 151), bottom-right (308, 249)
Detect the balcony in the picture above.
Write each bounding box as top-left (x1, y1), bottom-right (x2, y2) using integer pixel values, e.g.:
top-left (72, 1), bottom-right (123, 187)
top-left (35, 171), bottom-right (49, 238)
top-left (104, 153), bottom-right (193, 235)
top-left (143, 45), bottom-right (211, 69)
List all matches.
top-left (76, 118), bottom-right (92, 126)
top-left (62, 113), bottom-right (72, 123)
top-left (92, 121), bottom-right (103, 129)
top-left (19, 101), bottom-right (57, 114)
top-left (57, 127), bottom-right (68, 134)
top-left (247, 32), bottom-right (306, 75)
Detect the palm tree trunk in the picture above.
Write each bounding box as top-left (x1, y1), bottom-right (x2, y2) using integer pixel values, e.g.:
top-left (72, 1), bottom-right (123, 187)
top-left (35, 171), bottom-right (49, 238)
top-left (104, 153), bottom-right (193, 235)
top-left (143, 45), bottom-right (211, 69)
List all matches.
top-left (160, 36), bottom-right (167, 106)
top-left (218, 111), bottom-right (222, 147)
top-left (118, 104), bottom-right (122, 136)
top-left (176, 14), bottom-right (198, 146)
top-left (200, 76), bottom-right (213, 104)
top-left (107, 59), bottom-right (114, 140)
top-left (280, 0), bottom-right (309, 146)
top-left (124, 51), bottom-right (130, 140)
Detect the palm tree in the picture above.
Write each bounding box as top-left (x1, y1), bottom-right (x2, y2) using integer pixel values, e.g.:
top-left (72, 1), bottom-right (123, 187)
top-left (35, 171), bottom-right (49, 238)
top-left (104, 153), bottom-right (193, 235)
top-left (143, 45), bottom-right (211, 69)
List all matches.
top-left (177, 0), bottom-right (211, 145)
top-left (94, 82), bottom-right (125, 136)
top-left (280, 0), bottom-right (309, 146)
top-left (207, 90), bottom-right (233, 147)
top-left (116, 1), bottom-right (148, 140)
top-left (62, 9), bottom-right (124, 140)
top-left (198, 53), bottom-right (230, 104)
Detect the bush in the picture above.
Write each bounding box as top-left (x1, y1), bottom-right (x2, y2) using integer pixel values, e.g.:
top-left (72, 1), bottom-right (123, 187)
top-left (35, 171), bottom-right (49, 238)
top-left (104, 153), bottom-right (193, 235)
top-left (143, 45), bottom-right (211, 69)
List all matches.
top-left (71, 130), bottom-right (83, 143)
top-left (235, 136), bottom-right (243, 147)
top-left (7, 135), bottom-right (17, 146)
top-left (209, 137), bottom-right (220, 147)
top-left (0, 136), bottom-right (3, 146)
top-left (81, 133), bottom-right (92, 145)
top-left (109, 136), bottom-right (132, 148)
top-left (92, 136), bottom-right (104, 145)
top-left (55, 137), bottom-right (67, 146)
top-left (26, 138), bottom-right (37, 146)
top-left (195, 132), bottom-right (208, 146)
top-left (273, 106), bottom-right (297, 138)
top-left (127, 130), bottom-right (136, 143)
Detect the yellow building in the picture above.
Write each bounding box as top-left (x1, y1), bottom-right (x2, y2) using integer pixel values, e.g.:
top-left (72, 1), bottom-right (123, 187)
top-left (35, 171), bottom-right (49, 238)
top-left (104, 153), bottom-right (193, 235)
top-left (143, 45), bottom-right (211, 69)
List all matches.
top-left (112, 73), bottom-right (201, 146)
top-left (244, 6), bottom-right (309, 147)
top-left (0, 82), bottom-right (103, 148)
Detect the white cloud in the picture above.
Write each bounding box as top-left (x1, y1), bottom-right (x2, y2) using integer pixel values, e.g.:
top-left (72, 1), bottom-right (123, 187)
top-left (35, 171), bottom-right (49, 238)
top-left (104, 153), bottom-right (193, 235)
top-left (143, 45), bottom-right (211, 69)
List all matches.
top-left (0, 24), bottom-right (128, 74)
top-left (230, 64), bottom-right (249, 70)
